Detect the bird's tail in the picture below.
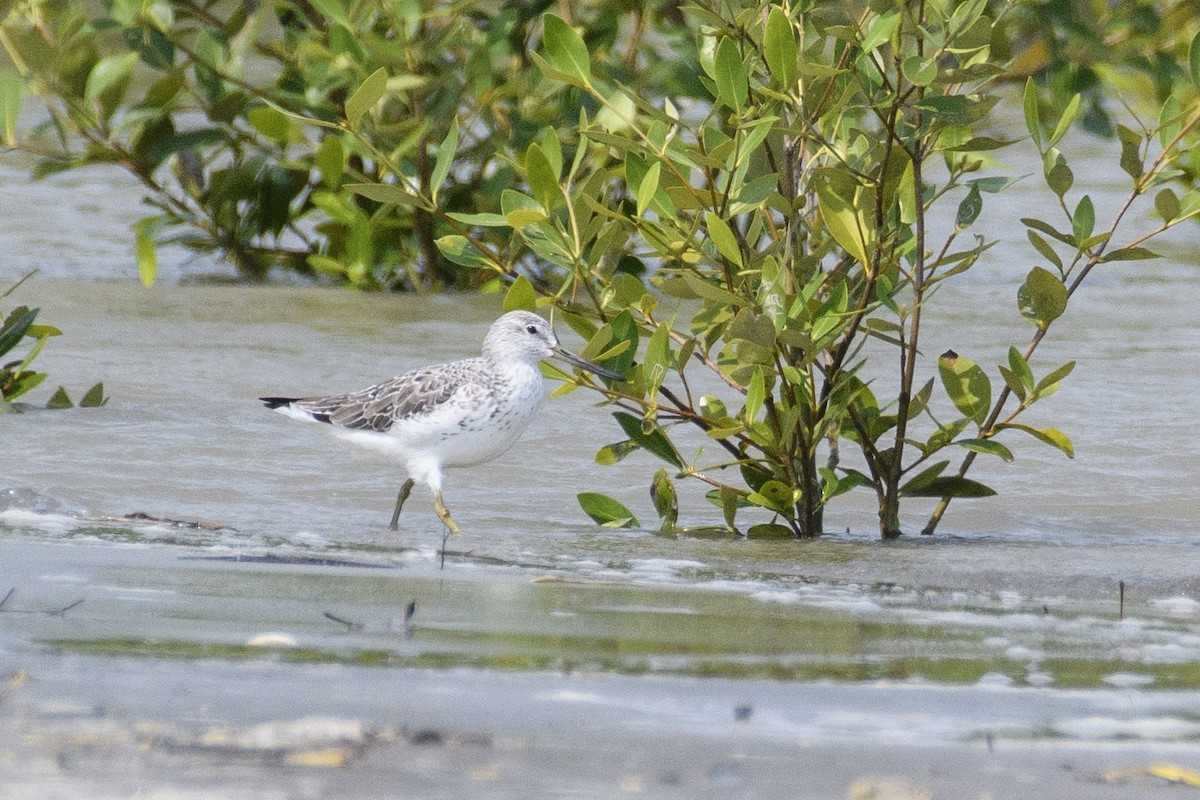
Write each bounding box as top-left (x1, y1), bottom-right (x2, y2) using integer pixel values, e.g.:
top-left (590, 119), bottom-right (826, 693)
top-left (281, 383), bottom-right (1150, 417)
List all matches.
top-left (260, 396), bottom-right (298, 409)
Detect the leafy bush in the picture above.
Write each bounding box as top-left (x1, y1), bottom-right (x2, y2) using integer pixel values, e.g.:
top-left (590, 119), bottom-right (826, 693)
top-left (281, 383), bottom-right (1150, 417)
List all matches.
top-left (349, 4), bottom-right (1200, 537)
top-left (0, 0), bottom-right (687, 289)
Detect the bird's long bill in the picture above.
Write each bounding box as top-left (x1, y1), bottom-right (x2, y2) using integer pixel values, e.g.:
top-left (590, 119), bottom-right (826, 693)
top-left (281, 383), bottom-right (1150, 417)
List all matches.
top-left (552, 345), bottom-right (624, 381)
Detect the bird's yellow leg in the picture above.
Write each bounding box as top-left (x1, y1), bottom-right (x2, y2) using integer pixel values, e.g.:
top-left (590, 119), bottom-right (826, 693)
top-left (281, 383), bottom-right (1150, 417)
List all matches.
top-left (389, 478), bottom-right (415, 532)
top-left (433, 490), bottom-right (462, 535)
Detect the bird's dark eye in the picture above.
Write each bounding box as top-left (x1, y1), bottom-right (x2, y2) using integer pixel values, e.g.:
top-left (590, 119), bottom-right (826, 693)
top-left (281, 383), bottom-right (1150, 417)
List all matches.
top-left (525, 325), bottom-right (538, 334)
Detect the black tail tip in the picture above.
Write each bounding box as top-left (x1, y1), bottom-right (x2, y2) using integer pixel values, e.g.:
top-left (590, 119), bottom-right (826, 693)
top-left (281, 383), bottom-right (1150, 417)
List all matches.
top-left (260, 396), bottom-right (297, 409)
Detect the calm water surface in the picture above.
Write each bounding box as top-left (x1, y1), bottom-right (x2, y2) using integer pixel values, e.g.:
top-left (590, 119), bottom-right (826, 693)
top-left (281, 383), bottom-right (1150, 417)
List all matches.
top-left (2, 147), bottom-right (1200, 798)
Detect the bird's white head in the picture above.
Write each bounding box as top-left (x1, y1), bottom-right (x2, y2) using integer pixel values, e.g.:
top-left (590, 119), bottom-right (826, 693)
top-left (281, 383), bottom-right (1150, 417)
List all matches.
top-left (482, 310), bottom-right (624, 379)
top-left (483, 311), bottom-right (559, 364)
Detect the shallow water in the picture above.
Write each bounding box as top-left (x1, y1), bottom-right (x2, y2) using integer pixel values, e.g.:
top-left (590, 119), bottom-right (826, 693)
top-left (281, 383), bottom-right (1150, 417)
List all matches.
top-left (3, 143), bottom-right (1200, 797)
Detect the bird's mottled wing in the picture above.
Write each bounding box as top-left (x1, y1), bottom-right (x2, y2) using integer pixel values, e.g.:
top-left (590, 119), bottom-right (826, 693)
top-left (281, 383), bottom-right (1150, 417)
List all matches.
top-left (293, 364), bottom-right (472, 433)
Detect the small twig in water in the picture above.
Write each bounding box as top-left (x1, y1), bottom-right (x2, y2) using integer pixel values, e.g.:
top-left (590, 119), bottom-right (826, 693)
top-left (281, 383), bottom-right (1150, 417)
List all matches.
top-left (1118, 579), bottom-right (1125, 621)
top-left (0, 669), bottom-right (28, 708)
top-left (0, 588), bottom-right (14, 612)
top-left (323, 611), bottom-right (364, 632)
top-left (47, 598), bottom-right (85, 617)
top-left (402, 599), bottom-right (416, 638)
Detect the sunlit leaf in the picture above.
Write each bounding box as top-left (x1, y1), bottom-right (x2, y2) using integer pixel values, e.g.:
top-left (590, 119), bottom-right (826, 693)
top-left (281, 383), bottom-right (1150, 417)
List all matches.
top-left (434, 235), bottom-right (496, 271)
top-left (705, 211), bottom-right (743, 267)
top-left (133, 220), bottom-right (157, 287)
top-left (937, 350), bottom-right (991, 426)
top-left (541, 14), bottom-right (591, 87)
top-left (996, 423), bottom-right (1074, 458)
top-left (525, 141), bottom-right (559, 212)
top-left (502, 275), bottom-right (538, 312)
top-left (1048, 93), bottom-right (1080, 147)
top-left (1017, 266), bottom-right (1067, 330)
top-left (1032, 360), bottom-right (1075, 400)
top-left (345, 67), bottom-right (388, 127)
top-left (636, 160), bottom-right (660, 217)
top-left (650, 468), bottom-right (679, 530)
top-left (746, 479), bottom-right (795, 516)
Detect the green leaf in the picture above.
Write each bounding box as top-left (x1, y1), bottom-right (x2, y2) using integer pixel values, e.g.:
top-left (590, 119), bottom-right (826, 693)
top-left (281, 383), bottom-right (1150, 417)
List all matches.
top-left (1048, 93), bottom-right (1080, 147)
top-left (815, 173), bottom-right (873, 268)
top-left (1155, 188), bottom-right (1180, 223)
top-left (247, 107), bottom-right (296, 143)
top-left (577, 492), bottom-right (639, 528)
top-left (0, 69), bottom-right (24, 147)
top-left (434, 235), bottom-right (495, 271)
top-left (860, 9), bottom-right (900, 53)
top-left (1022, 77), bottom-right (1041, 148)
top-left (1045, 162), bottom-right (1073, 198)
top-left (704, 211), bottom-right (743, 267)
top-left (595, 440), bottom-right (640, 465)
top-left (955, 438), bottom-right (1014, 462)
top-left (763, 6), bottom-right (797, 89)
top-left (80, 382), bottom-right (106, 407)
top-left (650, 468), bottom-right (679, 530)
top-left (46, 386), bottom-right (72, 410)
top-left (937, 350), bottom-right (991, 426)
top-left (525, 142), bottom-right (559, 212)
top-left (744, 366), bottom-right (765, 423)
top-left (1033, 360), bottom-right (1075, 400)
top-left (613, 411), bottom-right (683, 468)
top-left (1026, 229), bottom-right (1062, 271)
top-left (746, 523), bottom-right (794, 540)
top-left (681, 273), bottom-right (747, 307)
top-left (1004, 347), bottom-right (1034, 400)
top-left (996, 423), bottom-right (1074, 458)
top-left (347, 182), bottom-right (420, 207)
top-left (902, 56), bottom-right (936, 87)
top-left (133, 220), bottom-right (157, 287)
top-left (636, 160), bottom-right (660, 217)
top-left (901, 476), bottom-right (997, 498)
top-left (84, 52), bottom-right (139, 111)
top-left (1099, 246), bottom-right (1161, 263)
top-left (541, 14), bottom-right (592, 88)
top-left (1190, 29), bottom-right (1200, 91)
top-left (429, 120), bottom-right (458, 205)
top-left (955, 184), bottom-right (982, 229)
top-left (1018, 266), bottom-right (1067, 330)
top-left (1072, 195), bottom-right (1094, 244)
top-left (0, 306), bottom-right (37, 358)
top-left (746, 479), bottom-right (795, 516)
top-left (503, 275), bottom-right (538, 312)
top-left (713, 36), bottom-right (748, 113)
top-left (345, 67), bottom-right (388, 127)
top-left (1117, 125), bottom-right (1143, 181)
